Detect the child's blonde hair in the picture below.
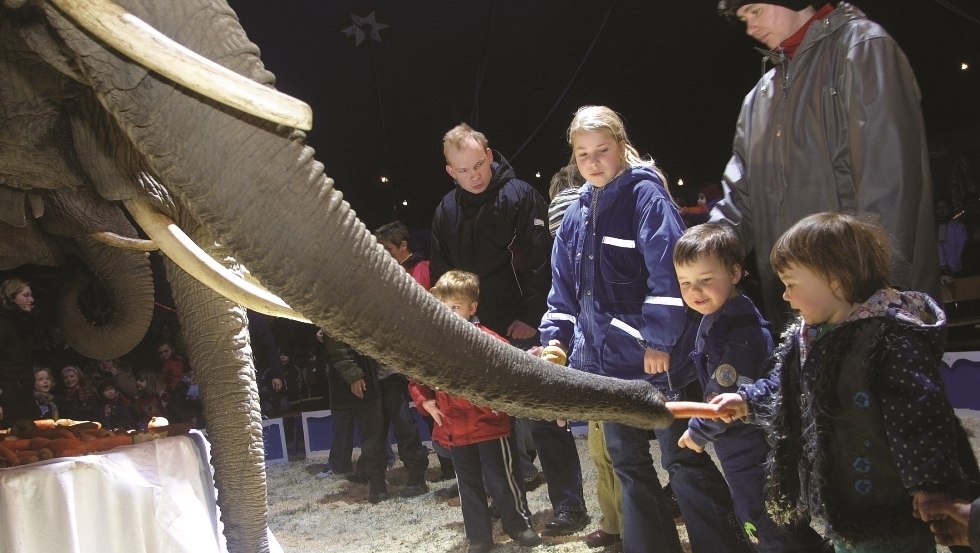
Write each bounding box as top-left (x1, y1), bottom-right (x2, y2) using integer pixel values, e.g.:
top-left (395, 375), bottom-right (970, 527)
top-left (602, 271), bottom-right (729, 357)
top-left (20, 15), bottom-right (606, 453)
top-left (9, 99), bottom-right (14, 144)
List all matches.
top-left (443, 123), bottom-right (489, 162)
top-left (0, 278), bottom-right (29, 310)
top-left (770, 212), bottom-right (891, 304)
top-left (431, 270), bottom-right (480, 304)
top-left (567, 106), bottom-right (667, 185)
top-left (138, 371), bottom-right (165, 396)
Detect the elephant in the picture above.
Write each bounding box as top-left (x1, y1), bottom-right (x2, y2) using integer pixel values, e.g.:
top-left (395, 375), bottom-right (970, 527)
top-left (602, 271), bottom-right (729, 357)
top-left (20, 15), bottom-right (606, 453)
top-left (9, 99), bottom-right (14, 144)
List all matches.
top-left (0, 1), bottom-right (675, 552)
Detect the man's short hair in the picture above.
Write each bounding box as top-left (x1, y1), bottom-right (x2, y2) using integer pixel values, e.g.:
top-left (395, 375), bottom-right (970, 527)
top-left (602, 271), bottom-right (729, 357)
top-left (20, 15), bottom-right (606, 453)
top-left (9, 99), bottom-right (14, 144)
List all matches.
top-left (673, 223), bottom-right (744, 270)
top-left (375, 220), bottom-right (410, 247)
top-left (443, 123), bottom-right (489, 162)
top-left (430, 270), bottom-right (480, 304)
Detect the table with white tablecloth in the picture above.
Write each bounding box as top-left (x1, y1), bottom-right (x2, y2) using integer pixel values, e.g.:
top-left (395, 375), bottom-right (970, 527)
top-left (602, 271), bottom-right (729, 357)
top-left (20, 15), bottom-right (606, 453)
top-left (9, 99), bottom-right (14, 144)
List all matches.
top-left (0, 431), bottom-right (229, 553)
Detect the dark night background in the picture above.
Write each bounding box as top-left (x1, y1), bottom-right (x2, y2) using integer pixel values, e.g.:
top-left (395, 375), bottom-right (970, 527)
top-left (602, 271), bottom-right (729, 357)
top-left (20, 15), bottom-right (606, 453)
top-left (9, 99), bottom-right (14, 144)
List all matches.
top-left (226, 0), bottom-right (980, 235)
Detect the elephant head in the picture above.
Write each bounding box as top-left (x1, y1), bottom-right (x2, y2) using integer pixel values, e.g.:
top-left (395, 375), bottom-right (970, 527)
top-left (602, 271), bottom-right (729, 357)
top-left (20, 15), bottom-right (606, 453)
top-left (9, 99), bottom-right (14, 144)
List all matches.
top-left (0, 1), bottom-right (673, 552)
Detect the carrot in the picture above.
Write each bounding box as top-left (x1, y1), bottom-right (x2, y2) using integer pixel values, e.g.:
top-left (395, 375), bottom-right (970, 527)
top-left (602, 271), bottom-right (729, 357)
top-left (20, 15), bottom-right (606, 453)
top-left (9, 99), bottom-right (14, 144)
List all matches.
top-left (55, 434), bottom-right (133, 458)
top-left (16, 454), bottom-right (39, 465)
top-left (665, 401), bottom-right (734, 419)
top-left (36, 447), bottom-right (53, 460)
top-left (0, 438), bottom-right (32, 451)
top-left (78, 428), bottom-right (111, 439)
top-left (47, 438), bottom-right (83, 456)
top-left (28, 437), bottom-right (52, 450)
top-left (0, 444), bottom-right (19, 465)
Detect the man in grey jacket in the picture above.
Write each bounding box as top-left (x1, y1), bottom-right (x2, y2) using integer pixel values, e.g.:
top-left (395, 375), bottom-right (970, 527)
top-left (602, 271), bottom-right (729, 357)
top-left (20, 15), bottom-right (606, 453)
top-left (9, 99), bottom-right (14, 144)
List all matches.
top-left (711, 0), bottom-right (940, 328)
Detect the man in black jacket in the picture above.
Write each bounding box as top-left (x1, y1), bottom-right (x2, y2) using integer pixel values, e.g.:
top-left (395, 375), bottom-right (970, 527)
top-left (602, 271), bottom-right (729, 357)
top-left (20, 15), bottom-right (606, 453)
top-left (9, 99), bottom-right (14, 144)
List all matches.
top-left (429, 124), bottom-right (589, 535)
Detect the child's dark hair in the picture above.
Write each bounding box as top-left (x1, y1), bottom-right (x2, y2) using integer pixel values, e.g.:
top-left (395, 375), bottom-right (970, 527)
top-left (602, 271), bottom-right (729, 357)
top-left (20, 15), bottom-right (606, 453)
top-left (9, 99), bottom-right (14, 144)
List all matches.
top-left (375, 220), bottom-right (410, 247)
top-left (673, 223), bottom-right (743, 270)
top-left (430, 270), bottom-right (480, 304)
top-left (770, 212), bottom-right (890, 304)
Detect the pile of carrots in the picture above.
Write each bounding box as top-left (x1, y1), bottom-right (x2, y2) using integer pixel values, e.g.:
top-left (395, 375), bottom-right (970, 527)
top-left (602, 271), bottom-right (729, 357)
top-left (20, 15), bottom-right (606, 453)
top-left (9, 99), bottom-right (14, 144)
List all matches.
top-left (0, 420), bottom-right (134, 467)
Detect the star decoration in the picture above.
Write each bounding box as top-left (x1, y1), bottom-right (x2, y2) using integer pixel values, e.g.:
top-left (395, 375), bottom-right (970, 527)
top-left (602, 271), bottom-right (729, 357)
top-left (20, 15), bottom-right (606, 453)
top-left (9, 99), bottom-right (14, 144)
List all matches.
top-left (341, 11), bottom-right (389, 47)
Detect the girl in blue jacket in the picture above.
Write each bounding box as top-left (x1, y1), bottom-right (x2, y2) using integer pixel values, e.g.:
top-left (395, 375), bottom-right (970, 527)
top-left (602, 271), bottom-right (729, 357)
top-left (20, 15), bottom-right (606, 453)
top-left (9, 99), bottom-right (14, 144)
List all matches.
top-left (539, 105), bottom-right (749, 553)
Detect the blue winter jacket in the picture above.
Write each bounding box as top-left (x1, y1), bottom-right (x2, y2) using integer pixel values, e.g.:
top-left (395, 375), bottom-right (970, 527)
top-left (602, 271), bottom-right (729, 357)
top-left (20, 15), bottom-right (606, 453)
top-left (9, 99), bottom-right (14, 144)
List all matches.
top-left (687, 293), bottom-right (773, 446)
top-left (540, 166), bottom-right (690, 388)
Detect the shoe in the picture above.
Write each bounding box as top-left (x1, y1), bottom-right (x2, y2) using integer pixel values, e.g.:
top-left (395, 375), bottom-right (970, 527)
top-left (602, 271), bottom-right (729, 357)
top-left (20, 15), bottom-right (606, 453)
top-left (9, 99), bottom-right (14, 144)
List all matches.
top-left (434, 483), bottom-right (459, 499)
top-left (400, 482), bottom-right (428, 498)
top-left (543, 510), bottom-right (590, 536)
top-left (315, 468), bottom-right (347, 479)
top-left (368, 490), bottom-right (389, 503)
top-left (346, 471), bottom-right (369, 484)
top-left (522, 472), bottom-right (546, 492)
top-left (509, 528), bottom-right (542, 547)
top-left (585, 529), bottom-right (621, 548)
top-left (433, 466), bottom-right (456, 482)
top-left (467, 542), bottom-right (493, 553)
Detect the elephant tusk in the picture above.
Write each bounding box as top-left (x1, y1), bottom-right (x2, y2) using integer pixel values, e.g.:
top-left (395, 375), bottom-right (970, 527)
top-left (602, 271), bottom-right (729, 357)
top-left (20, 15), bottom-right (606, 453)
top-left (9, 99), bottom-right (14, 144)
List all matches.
top-left (49, 0), bottom-right (313, 131)
top-left (90, 231), bottom-right (159, 251)
top-left (124, 199), bottom-right (311, 323)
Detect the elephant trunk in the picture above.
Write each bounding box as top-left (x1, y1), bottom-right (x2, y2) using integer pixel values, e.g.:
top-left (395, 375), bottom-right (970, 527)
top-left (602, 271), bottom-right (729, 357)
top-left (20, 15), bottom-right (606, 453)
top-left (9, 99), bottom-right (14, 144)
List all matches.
top-left (59, 236), bottom-right (154, 361)
top-left (163, 244), bottom-right (270, 553)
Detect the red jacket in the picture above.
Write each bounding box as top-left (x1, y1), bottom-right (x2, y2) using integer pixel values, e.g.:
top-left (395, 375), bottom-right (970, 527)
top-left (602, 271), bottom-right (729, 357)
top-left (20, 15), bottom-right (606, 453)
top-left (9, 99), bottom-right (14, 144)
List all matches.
top-left (408, 323), bottom-right (511, 447)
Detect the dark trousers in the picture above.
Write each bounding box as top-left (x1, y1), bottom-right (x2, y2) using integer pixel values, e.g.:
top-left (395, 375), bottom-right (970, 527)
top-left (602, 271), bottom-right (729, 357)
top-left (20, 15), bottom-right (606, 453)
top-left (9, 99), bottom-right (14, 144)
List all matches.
top-left (604, 381), bottom-right (752, 553)
top-left (329, 398), bottom-right (386, 486)
top-left (715, 426), bottom-right (825, 553)
top-left (328, 408), bottom-right (355, 473)
top-left (378, 374), bottom-right (429, 482)
top-left (451, 435), bottom-right (532, 545)
top-left (530, 419), bottom-right (587, 513)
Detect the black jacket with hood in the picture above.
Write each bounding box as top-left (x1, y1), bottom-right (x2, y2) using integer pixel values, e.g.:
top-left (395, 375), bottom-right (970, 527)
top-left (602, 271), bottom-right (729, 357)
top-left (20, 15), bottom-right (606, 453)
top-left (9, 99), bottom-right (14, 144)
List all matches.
top-left (430, 152), bottom-right (552, 335)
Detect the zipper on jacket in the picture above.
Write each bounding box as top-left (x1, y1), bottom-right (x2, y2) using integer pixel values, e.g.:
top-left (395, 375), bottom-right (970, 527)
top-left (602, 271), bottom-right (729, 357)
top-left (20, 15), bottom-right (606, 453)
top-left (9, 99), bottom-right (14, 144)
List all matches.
top-left (579, 186), bottom-right (603, 370)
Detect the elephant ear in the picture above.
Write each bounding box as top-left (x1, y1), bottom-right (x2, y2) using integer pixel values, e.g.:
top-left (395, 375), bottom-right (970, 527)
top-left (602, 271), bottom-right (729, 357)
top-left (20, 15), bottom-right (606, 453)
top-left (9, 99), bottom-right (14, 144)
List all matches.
top-left (58, 238), bottom-right (154, 361)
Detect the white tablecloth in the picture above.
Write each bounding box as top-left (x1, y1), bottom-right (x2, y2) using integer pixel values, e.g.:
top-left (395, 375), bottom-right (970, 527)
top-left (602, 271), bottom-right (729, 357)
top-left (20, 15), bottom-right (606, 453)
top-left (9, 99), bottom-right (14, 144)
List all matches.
top-left (0, 431), bottom-right (228, 553)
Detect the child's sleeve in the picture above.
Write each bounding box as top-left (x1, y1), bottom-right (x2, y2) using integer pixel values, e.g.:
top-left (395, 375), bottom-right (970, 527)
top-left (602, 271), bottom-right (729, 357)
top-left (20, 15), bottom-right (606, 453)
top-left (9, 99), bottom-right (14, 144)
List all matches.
top-left (636, 195), bottom-right (686, 351)
top-left (878, 334), bottom-right (964, 493)
top-left (322, 336), bottom-right (366, 385)
top-left (540, 225), bottom-right (578, 348)
top-left (690, 322), bottom-right (773, 443)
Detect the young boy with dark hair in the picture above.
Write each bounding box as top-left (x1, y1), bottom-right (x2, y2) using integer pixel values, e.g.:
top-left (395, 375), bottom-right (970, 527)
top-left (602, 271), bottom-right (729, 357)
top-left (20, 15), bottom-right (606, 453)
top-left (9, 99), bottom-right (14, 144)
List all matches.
top-left (673, 222), bottom-right (825, 552)
top-left (375, 220), bottom-right (430, 290)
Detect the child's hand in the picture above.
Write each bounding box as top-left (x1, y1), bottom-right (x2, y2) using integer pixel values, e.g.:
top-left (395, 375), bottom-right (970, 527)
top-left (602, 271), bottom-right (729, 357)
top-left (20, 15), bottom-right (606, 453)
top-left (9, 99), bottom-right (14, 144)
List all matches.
top-left (710, 393), bottom-right (748, 422)
top-left (422, 399), bottom-right (443, 427)
top-left (643, 348), bottom-right (669, 374)
top-left (915, 496), bottom-right (971, 547)
top-left (913, 491), bottom-right (951, 520)
top-left (677, 429), bottom-right (704, 453)
top-left (528, 340), bottom-right (565, 358)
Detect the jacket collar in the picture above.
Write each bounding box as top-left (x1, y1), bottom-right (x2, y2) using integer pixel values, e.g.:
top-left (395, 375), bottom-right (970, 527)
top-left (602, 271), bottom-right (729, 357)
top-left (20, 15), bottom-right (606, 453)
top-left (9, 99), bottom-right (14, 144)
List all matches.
top-left (754, 2), bottom-right (864, 67)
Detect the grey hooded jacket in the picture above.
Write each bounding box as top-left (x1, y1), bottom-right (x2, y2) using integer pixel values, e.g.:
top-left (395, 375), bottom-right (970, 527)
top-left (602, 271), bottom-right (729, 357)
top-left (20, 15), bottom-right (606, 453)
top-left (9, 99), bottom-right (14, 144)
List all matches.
top-left (711, 3), bottom-right (940, 327)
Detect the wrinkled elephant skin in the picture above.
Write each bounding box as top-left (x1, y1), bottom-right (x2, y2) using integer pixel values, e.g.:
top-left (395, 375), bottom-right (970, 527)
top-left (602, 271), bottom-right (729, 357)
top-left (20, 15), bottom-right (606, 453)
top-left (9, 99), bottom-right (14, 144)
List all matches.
top-left (0, 2), bottom-right (672, 552)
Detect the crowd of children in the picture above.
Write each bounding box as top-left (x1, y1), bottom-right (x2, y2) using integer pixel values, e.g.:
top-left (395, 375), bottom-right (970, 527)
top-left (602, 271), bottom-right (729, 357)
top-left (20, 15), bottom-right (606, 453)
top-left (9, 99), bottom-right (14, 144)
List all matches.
top-left (21, 350), bottom-right (202, 431)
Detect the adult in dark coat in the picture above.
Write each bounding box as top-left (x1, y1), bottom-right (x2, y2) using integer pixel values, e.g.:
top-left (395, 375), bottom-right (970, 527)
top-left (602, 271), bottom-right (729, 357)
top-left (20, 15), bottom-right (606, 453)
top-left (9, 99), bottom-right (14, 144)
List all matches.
top-left (0, 278), bottom-right (37, 425)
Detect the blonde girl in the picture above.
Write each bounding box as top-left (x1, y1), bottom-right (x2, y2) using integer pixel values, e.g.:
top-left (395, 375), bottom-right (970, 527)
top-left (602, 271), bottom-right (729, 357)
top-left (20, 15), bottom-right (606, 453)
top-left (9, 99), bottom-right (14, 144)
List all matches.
top-left (539, 106), bottom-right (746, 553)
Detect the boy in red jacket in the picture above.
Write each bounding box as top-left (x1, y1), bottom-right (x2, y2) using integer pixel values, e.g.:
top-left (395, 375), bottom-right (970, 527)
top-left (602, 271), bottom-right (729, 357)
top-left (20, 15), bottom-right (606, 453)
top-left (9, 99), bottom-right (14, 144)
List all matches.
top-left (409, 270), bottom-right (540, 553)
